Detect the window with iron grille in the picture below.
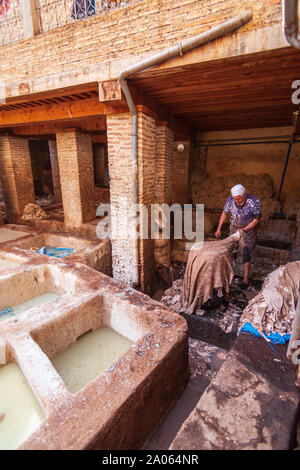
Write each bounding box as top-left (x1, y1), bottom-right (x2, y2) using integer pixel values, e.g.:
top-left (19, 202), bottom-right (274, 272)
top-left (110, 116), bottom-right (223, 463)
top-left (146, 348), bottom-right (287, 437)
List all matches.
top-left (0, 0), bottom-right (140, 42)
top-left (0, 0), bottom-right (11, 18)
top-left (37, 0), bottom-right (138, 33)
top-left (0, 0), bottom-right (23, 46)
top-left (71, 0), bottom-right (96, 20)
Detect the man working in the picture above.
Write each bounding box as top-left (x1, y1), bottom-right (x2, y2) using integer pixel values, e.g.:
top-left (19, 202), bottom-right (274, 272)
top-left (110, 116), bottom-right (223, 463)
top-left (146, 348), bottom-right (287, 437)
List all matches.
top-left (215, 184), bottom-right (261, 289)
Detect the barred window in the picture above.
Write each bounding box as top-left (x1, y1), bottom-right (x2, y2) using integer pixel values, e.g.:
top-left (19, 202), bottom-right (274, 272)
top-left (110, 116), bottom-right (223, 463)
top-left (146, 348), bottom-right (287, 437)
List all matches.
top-left (0, 0), bottom-right (23, 46)
top-left (0, 0), bottom-right (11, 18)
top-left (71, 0), bottom-right (96, 20)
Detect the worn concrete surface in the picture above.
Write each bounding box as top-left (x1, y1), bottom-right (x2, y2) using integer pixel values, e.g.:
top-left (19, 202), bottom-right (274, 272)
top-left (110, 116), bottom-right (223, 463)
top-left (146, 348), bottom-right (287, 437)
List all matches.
top-left (170, 334), bottom-right (300, 450)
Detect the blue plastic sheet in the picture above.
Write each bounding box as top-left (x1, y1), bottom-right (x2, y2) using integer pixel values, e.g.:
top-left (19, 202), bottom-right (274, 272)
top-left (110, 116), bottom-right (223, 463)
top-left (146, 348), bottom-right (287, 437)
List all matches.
top-left (240, 321), bottom-right (291, 345)
top-left (0, 307), bottom-right (15, 318)
top-left (36, 246), bottom-right (74, 258)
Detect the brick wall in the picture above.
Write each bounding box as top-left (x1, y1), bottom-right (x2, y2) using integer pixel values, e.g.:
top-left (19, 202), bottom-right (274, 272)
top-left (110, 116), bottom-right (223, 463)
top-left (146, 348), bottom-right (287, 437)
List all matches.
top-left (56, 130), bottom-right (95, 227)
top-left (48, 140), bottom-right (62, 202)
top-left (0, 1), bottom-right (282, 84)
top-left (0, 135), bottom-right (35, 223)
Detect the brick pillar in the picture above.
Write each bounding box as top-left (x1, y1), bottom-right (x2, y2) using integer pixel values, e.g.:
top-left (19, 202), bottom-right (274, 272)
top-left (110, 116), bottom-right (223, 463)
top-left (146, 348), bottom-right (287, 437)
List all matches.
top-left (48, 140), bottom-right (62, 202)
top-left (0, 207), bottom-right (4, 225)
top-left (107, 113), bottom-right (137, 287)
top-left (155, 125), bottom-right (174, 205)
top-left (56, 130), bottom-right (95, 227)
top-left (137, 112), bottom-right (156, 293)
top-left (0, 135), bottom-right (35, 223)
top-left (154, 125), bottom-right (174, 279)
top-left (172, 140), bottom-right (191, 205)
top-left (107, 112), bottom-right (156, 293)
top-left (93, 144), bottom-right (105, 186)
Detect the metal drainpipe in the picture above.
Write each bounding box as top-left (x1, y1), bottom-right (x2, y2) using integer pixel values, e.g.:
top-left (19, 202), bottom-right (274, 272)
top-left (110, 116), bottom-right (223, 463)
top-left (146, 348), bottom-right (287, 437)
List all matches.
top-left (282, 0), bottom-right (300, 49)
top-left (118, 10), bottom-right (253, 287)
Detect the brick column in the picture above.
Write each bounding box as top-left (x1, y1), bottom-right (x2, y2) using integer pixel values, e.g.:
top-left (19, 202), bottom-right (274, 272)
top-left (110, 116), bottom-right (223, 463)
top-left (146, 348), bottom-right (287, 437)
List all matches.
top-left (137, 112), bottom-right (156, 293)
top-left (93, 144), bottom-right (106, 187)
top-left (107, 113), bottom-right (137, 287)
top-left (48, 140), bottom-right (62, 203)
top-left (56, 130), bottom-right (95, 227)
top-left (0, 135), bottom-right (35, 224)
top-left (154, 125), bottom-right (174, 279)
top-left (107, 112), bottom-right (156, 293)
top-left (172, 140), bottom-right (191, 205)
top-left (155, 125), bottom-right (174, 205)
top-left (0, 207), bottom-right (4, 225)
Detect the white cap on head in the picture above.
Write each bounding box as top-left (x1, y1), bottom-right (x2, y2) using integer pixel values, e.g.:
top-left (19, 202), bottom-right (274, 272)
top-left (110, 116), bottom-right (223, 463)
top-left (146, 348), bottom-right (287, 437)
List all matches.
top-left (231, 184), bottom-right (246, 197)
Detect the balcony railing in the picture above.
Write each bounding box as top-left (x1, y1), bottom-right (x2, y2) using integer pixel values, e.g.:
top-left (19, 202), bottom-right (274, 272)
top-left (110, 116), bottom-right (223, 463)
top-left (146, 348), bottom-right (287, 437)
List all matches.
top-left (0, 0), bottom-right (138, 46)
top-left (0, 0), bottom-right (24, 46)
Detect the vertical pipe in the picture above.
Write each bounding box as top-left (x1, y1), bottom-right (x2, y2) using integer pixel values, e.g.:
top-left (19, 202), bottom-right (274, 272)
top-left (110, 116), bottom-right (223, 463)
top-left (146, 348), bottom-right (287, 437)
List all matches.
top-left (278, 142), bottom-right (293, 198)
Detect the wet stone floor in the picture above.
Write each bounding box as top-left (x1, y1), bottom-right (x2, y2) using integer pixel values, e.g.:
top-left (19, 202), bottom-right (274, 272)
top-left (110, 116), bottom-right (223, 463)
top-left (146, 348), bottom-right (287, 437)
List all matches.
top-left (146, 338), bottom-right (228, 450)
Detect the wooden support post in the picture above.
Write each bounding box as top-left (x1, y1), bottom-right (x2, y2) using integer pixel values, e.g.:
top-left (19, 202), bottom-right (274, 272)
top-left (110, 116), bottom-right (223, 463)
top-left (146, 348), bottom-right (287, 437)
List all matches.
top-left (98, 80), bottom-right (122, 103)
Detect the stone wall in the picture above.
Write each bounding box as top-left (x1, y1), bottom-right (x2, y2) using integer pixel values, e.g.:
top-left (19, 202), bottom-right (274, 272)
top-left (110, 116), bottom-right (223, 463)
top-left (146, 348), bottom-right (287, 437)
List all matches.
top-left (195, 127), bottom-right (300, 195)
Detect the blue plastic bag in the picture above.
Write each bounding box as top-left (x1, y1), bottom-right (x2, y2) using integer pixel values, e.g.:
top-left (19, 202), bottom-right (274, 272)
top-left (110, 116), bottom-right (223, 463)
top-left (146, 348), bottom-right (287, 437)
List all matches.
top-left (240, 321), bottom-right (291, 345)
top-left (36, 246), bottom-right (74, 258)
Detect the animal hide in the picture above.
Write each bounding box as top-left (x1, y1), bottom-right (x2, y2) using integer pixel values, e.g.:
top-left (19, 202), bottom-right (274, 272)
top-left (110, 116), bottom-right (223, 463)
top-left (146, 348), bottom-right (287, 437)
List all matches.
top-left (176, 231), bottom-right (242, 314)
top-left (240, 261), bottom-right (300, 338)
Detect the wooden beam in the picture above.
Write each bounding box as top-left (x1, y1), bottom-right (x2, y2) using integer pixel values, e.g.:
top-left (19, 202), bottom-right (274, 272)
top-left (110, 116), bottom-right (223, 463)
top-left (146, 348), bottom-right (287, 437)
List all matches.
top-left (3, 84), bottom-right (99, 107)
top-left (9, 117), bottom-right (107, 136)
top-left (98, 80), bottom-right (122, 102)
top-left (129, 84), bottom-right (195, 138)
top-left (92, 134), bottom-right (107, 144)
top-left (20, 0), bottom-right (40, 39)
top-left (0, 98), bottom-right (128, 127)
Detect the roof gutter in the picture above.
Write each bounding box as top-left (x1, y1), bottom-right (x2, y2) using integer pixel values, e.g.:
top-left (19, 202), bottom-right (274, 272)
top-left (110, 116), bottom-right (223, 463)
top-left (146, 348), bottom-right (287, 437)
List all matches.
top-left (282, 0), bottom-right (300, 49)
top-left (118, 10), bottom-right (253, 288)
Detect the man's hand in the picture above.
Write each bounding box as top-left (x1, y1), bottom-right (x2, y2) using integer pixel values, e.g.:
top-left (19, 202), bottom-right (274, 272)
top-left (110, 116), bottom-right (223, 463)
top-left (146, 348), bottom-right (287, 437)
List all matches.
top-left (215, 228), bottom-right (221, 238)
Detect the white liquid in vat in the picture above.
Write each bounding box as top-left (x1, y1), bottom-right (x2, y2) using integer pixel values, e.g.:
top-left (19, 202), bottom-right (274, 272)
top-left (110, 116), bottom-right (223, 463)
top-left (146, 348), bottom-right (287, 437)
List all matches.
top-left (0, 363), bottom-right (44, 450)
top-left (0, 293), bottom-right (59, 322)
top-left (0, 228), bottom-right (29, 243)
top-left (51, 328), bottom-right (133, 393)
